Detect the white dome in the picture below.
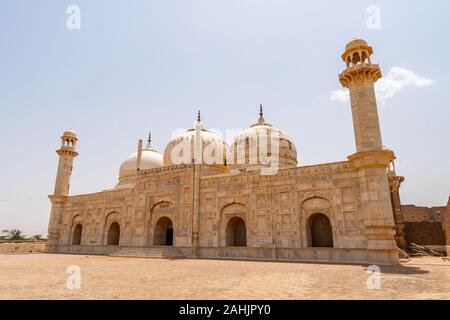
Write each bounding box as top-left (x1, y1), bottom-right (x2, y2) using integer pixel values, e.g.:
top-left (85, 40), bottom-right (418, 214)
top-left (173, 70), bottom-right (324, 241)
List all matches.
top-left (229, 114), bottom-right (298, 169)
top-left (118, 145), bottom-right (163, 183)
top-left (163, 123), bottom-right (229, 166)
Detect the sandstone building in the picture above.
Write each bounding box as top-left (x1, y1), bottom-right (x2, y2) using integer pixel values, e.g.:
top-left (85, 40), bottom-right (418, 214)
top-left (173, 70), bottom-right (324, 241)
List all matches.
top-left (47, 39), bottom-right (406, 264)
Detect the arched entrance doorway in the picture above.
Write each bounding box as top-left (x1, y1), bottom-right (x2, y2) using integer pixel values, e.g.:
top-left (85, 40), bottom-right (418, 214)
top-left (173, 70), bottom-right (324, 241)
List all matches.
top-left (72, 224), bottom-right (82, 245)
top-left (309, 214), bottom-right (333, 247)
top-left (107, 222), bottom-right (120, 245)
top-left (226, 217), bottom-right (247, 246)
top-left (153, 217), bottom-right (173, 246)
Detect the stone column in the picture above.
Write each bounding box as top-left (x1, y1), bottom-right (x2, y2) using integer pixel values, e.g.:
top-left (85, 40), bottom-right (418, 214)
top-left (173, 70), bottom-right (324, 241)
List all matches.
top-left (388, 174), bottom-right (407, 249)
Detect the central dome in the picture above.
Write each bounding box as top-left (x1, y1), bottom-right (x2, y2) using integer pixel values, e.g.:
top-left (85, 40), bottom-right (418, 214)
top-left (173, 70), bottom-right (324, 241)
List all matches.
top-left (229, 106), bottom-right (298, 170)
top-left (163, 113), bottom-right (229, 166)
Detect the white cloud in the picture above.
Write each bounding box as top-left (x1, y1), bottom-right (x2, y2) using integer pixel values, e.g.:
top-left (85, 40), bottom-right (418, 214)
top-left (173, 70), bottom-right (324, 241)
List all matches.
top-left (329, 89), bottom-right (350, 103)
top-left (329, 67), bottom-right (434, 104)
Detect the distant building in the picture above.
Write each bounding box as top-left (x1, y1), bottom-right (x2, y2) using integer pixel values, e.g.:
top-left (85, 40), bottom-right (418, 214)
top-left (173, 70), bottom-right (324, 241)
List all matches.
top-left (401, 205), bottom-right (446, 223)
top-left (401, 204), bottom-right (447, 247)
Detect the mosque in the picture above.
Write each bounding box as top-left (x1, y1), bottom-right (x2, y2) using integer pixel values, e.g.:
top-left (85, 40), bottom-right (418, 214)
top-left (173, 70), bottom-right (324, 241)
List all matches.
top-left (47, 39), bottom-right (407, 264)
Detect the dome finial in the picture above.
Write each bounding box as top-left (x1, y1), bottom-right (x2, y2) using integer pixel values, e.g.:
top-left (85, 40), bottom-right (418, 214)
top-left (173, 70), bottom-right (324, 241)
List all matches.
top-left (195, 110), bottom-right (203, 131)
top-left (256, 104), bottom-right (266, 125)
top-left (145, 131), bottom-right (154, 150)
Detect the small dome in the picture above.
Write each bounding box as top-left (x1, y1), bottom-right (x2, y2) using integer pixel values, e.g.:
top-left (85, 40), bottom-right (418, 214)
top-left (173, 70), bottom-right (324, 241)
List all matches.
top-left (118, 145), bottom-right (163, 183)
top-left (62, 129), bottom-right (78, 139)
top-left (163, 117), bottom-right (228, 166)
top-left (229, 107), bottom-right (297, 169)
top-left (345, 38), bottom-right (369, 50)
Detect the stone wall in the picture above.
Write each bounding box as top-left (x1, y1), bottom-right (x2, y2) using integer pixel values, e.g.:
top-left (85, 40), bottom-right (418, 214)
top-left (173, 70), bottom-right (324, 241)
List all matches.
top-left (401, 205), bottom-right (446, 223)
top-left (0, 241), bottom-right (46, 254)
top-left (404, 222), bottom-right (445, 245)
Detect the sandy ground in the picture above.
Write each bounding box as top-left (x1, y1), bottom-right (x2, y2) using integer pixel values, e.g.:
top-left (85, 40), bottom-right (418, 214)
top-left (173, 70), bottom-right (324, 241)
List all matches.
top-left (0, 253), bottom-right (449, 300)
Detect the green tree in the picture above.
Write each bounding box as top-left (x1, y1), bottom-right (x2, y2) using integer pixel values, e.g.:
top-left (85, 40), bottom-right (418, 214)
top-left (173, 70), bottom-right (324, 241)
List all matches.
top-left (32, 234), bottom-right (42, 240)
top-left (1, 229), bottom-right (26, 240)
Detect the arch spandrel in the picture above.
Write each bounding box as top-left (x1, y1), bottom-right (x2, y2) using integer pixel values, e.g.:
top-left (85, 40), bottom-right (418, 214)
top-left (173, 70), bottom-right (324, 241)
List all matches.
top-left (220, 202), bottom-right (248, 219)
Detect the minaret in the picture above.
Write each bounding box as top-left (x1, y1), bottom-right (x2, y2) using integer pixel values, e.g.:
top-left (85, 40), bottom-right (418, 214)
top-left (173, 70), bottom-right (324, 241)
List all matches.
top-left (339, 39), bottom-right (383, 152)
top-left (47, 129), bottom-right (78, 252)
top-left (53, 129), bottom-right (78, 196)
top-left (340, 39), bottom-right (399, 264)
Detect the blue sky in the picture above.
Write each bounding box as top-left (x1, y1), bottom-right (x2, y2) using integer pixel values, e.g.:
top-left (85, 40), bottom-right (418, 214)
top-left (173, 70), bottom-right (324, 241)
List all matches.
top-left (1, 0), bottom-right (449, 236)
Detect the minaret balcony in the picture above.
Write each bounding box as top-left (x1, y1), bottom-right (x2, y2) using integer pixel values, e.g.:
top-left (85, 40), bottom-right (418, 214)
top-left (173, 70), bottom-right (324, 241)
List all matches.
top-left (339, 63), bottom-right (382, 87)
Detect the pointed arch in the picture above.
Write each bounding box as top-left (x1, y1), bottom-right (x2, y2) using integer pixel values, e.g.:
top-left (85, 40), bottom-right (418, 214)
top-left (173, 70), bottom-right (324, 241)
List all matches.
top-left (107, 222), bottom-right (120, 246)
top-left (225, 216), bottom-right (247, 246)
top-left (300, 195), bottom-right (336, 248)
top-left (72, 224), bottom-right (83, 245)
top-left (69, 214), bottom-right (84, 245)
top-left (308, 213), bottom-right (333, 248)
top-left (153, 216), bottom-right (174, 246)
top-left (220, 202), bottom-right (248, 247)
top-left (103, 211), bottom-right (122, 246)
top-left (146, 200), bottom-right (175, 247)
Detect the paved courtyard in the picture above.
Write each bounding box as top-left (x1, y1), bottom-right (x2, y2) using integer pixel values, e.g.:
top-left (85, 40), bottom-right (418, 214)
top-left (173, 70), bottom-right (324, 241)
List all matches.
top-left (0, 253), bottom-right (449, 299)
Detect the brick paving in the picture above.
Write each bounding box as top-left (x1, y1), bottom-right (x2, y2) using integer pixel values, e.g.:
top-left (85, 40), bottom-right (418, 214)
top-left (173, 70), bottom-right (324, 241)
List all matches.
top-left (0, 254), bottom-right (449, 299)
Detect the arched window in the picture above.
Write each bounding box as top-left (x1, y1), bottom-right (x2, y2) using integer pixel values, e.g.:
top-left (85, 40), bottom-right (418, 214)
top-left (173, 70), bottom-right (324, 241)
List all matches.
top-left (72, 224), bottom-right (82, 245)
top-left (361, 51), bottom-right (368, 64)
top-left (352, 52), bottom-right (361, 65)
top-left (107, 222), bottom-right (120, 245)
top-left (226, 217), bottom-right (247, 246)
top-left (153, 217), bottom-right (174, 246)
top-left (309, 214), bottom-right (333, 248)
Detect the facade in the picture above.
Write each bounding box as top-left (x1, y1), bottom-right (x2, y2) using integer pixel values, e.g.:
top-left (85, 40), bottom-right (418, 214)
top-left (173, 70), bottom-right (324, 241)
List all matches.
top-left (47, 39), bottom-right (405, 265)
